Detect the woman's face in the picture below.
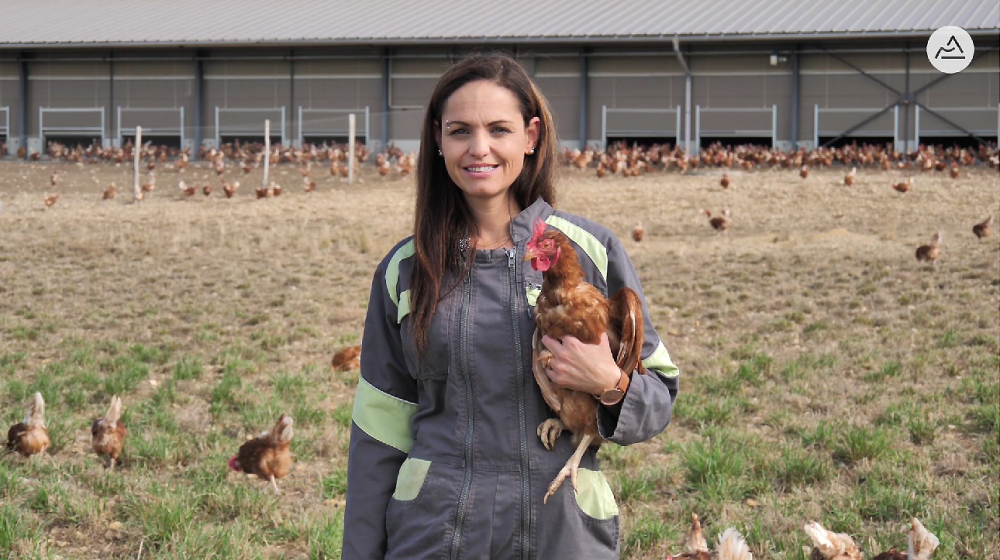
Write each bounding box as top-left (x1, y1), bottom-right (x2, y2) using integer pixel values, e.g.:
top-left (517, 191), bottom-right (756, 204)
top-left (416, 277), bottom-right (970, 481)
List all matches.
top-left (436, 80), bottom-right (540, 203)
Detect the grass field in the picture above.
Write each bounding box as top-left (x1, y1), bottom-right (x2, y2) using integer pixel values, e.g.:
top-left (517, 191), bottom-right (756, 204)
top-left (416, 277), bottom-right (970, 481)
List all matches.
top-left (0, 159), bottom-right (997, 559)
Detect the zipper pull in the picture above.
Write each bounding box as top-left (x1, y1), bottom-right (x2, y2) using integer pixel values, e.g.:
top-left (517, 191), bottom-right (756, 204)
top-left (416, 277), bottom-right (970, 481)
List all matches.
top-left (507, 248), bottom-right (516, 268)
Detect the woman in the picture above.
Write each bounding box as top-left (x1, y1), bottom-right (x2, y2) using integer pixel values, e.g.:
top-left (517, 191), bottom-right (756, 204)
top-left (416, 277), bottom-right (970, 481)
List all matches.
top-left (343, 52), bottom-right (678, 560)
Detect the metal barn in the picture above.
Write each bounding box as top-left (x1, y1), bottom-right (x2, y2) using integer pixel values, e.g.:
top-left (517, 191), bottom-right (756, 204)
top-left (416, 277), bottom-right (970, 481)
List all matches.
top-left (0, 0), bottom-right (997, 156)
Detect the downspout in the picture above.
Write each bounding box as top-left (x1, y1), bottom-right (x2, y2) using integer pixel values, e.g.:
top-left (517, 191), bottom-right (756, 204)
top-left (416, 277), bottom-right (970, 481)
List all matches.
top-left (193, 51), bottom-right (204, 157)
top-left (791, 48), bottom-right (799, 150)
top-left (108, 51), bottom-right (114, 148)
top-left (903, 43), bottom-right (910, 153)
top-left (18, 56), bottom-right (27, 158)
top-left (579, 50), bottom-right (588, 150)
top-left (289, 48), bottom-right (295, 147)
top-left (381, 48), bottom-right (390, 151)
top-left (672, 36), bottom-right (692, 155)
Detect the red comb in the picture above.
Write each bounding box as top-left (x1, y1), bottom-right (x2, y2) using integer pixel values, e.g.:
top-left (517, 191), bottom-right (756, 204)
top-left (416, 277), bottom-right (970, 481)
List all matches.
top-left (532, 218), bottom-right (547, 240)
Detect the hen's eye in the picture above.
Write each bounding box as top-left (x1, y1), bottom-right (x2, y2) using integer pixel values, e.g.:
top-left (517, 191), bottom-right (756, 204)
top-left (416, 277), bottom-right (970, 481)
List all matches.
top-left (541, 240), bottom-right (552, 249)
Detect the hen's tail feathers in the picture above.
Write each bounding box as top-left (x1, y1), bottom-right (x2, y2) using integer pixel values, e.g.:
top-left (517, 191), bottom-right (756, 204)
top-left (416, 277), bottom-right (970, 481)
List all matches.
top-left (609, 287), bottom-right (646, 375)
top-left (803, 521), bottom-right (859, 559)
top-left (687, 513), bottom-right (708, 553)
top-left (908, 518), bottom-right (939, 560)
top-left (716, 527), bottom-right (753, 560)
top-left (271, 414), bottom-right (294, 445)
top-left (27, 392), bottom-right (46, 427)
top-left (104, 395), bottom-right (122, 426)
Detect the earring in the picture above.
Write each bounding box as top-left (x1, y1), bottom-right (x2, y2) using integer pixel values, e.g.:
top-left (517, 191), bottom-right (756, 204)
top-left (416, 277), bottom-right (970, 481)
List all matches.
top-left (438, 149), bottom-right (443, 156)
top-left (528, 148), bottom-right (535, 155)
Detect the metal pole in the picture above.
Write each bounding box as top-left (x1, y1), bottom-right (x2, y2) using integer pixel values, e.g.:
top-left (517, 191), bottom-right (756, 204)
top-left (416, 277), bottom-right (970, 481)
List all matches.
top-left (894, 106), bottom-right (899, 152)
top-left (348, 113), bottom-right (356, 184)
top-left (579, 51), bottom-right (588, 150)
top-left (133, 126), bottom-right (141, 203)
top-left (684, 74), bottom-right (692, 154)
top-left (101, 107), bottom-right (106, 148)
top-left (813, 104), bottom-right (818, 149)
top-left (675, 105), bottom-right (681, 148)
top-left (108, 52), bottom-right (114, 148)
top-left (116, 106), bottom-right (121, 148)
top-left (914, 105), bottom-right (920, 148)
top-left (791, 49), bottom-right (799, 149)
top-left (214, 106), bottom-right (219, 148)
top-left (365, 105), bottom-right (370, 147)
top-left (297, 105), bottom-right (302, 147)
top-left (281, 106), bottom-right (286, 146)
top-left (179, 106), bottom-right (184, 150)
top-left (194, 54), bottom-right (203, 158)
top-left (695, 104), bottom-right (700, 152)
top-left (18, 58), bottom-right (27, 158)
top-left (289, 49), bottom-right (295, 147)
top-left (772, 104), bottom-right (777, 148)
top-left (38, 106), bottom-right (42, 151)
top-left (601, 105), bottom-right (607, 151)
top-left (903, 45), bottom-right (910, 153)
top-left (381, 49), bottom-right (389, 151)
top-left (263, 119), bottom-right (270, 188)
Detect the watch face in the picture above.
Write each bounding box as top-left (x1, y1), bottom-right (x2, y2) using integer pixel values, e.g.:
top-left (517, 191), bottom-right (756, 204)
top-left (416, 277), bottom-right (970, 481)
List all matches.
top-left (600, 389), bottom-right (624, 406)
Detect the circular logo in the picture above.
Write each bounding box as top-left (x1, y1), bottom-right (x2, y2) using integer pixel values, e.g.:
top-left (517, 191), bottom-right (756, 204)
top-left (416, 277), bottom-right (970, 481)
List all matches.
top-left (927, 26), bottom-right (974, 74)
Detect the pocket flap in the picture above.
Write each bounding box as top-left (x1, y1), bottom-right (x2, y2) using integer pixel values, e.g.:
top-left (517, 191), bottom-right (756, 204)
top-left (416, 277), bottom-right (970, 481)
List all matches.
top-left (392, 458), bottom-right (432, 501)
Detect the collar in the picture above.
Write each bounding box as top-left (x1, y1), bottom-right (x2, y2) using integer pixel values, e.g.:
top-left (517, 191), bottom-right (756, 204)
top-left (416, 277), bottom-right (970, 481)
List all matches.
top-left (510, 197), bottom-right (555, 243)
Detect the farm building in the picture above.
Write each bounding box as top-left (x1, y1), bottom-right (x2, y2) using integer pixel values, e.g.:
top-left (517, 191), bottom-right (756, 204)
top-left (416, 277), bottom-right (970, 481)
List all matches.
top-left (0, 0), bottom-right (997, 157)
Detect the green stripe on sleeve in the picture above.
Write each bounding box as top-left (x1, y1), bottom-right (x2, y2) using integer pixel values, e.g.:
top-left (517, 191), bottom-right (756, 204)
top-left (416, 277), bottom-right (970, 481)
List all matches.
top-left (642, 341), bottom-right (678, 377)
top-left (385, 239), bottom-right (415, 307)
top-left (545, 215), bottom-right (608, 282)
top-left (352, 377), bottom-right (418, 453)
top-left (397, 290), bottom-right (411, 323)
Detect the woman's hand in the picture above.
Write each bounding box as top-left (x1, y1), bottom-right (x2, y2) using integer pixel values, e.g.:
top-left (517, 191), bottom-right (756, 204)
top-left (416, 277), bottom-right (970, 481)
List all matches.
top-left (541, 333), bottom-right (622, 396)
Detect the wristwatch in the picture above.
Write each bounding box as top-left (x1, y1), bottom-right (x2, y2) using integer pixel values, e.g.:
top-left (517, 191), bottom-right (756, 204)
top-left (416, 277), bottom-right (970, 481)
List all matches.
top-left (597, 369), bottom-right (631, 406)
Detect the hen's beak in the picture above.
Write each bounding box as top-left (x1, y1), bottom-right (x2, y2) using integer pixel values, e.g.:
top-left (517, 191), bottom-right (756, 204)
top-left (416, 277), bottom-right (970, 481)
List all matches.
top-left (523, 247), bottom-right (536, 261)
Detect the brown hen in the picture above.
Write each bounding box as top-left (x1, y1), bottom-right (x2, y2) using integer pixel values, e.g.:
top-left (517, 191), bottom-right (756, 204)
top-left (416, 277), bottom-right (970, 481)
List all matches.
top-left (229, 413), bottom-right (294, 494)
top-left (5, 392), bottom-right (50, 458)
top-left (331, 345), bottom-right (362, 372)
top-left (92, 395), bottom-right (127, 470)
top-left (973, 215), bottom-right (992, 239)
top-left (668, 514), bottom-right (754, 560)
top-left (524, 219), bottom-right (647, 503)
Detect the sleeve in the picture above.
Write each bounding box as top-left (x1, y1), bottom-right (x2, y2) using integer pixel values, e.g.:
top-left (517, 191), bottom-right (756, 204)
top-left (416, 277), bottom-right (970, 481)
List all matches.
top-left (596, 238), bottom-right (679, 445)
top-left (342, 264), bottom-right (419, 560)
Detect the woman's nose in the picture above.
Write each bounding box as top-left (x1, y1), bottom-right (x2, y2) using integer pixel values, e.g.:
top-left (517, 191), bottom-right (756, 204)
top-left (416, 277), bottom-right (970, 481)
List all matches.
top-left (468, 131), bottom-right (490, 158)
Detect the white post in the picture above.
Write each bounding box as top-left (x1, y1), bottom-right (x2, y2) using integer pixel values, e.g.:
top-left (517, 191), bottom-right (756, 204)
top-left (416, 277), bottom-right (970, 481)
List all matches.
top-left (893, 105), bottom-right (900, 153)
top-left (263, 119), bottom-right (271, 189)
top-left (813, 104), bottom-right (819, 149)
top-left (116, 106), bottom-right (122, 148)
top-left (348, 113), bottom-right (356, 185)
top-left (297, 106), bottom-right (303, 147)
top-left (675, 105), bottom-right (681, 148)
top-left (214, 106), bottom-right (220, 148)
top-left (601, 105), bottom-right (607, 151)
top-left (695, 105), bottom-right (701, 153)
top-left (914, 105), bottom-right (920, 149)
top-left (772, 104), bottom-right (777, 148)
top-left (684, 74), bottom-right (692, 154)
top-left (133, 126), bottom-right (142, 203)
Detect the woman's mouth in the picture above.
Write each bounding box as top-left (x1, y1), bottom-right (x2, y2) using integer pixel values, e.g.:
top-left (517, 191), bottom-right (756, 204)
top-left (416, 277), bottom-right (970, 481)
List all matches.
top-left (463, 164), bottom-right (499, 177)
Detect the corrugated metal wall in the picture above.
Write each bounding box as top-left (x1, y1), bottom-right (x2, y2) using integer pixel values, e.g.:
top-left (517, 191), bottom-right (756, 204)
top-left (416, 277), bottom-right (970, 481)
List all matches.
top-left (2, 43), bottom-right (998, 155)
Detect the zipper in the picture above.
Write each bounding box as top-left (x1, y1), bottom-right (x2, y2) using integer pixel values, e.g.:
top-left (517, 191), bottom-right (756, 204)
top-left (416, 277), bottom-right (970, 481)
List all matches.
top-left (508, 246), bottom-right (531, 560)
top-left (449, 266), bottom-right (475, 560)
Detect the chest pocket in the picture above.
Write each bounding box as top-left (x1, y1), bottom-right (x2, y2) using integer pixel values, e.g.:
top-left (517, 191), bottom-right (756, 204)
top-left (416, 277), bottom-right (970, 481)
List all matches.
top-left (399, 290), bottom-right (454, 380)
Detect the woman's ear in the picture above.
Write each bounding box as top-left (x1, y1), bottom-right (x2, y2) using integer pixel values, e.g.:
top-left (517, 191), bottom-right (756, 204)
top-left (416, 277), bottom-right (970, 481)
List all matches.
top-left (525, 117), bottom-right (540, 153)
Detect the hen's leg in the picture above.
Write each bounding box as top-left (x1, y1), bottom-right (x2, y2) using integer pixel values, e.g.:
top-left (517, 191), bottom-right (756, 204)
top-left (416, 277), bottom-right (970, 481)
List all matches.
top-left (543, 434), bottom-right (594, 504)
top-left (536, 418), bottom-right (565, 451)
top-left (270, 474), bottom-right (281, 495)
top-left (109, 456), bottom-right (116, 472)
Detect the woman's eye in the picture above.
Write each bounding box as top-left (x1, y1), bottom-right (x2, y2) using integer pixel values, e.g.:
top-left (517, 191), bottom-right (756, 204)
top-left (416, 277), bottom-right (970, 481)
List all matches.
top-left (448, 129), bottom-right (468, 135)
top-left (492, 127), bottom-right (511, 134)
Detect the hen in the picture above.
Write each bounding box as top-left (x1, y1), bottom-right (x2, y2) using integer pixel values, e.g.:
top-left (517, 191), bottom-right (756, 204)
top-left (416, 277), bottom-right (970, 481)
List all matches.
top-left (804, 521), bottom-right (861, 560)
top-left (668, 514), bottom-right (754, 560)
top-left (229, 413), bottom-right (294, 494)
top-left (972, 215), bottom-right (992, 239)
top-left (92, 395), bottom-right (127, 470)
top-left (720, 173), bottom-right (730, 189)
top-left (870, 518), bottom-right (939, 560)
top-left (915, 233), bottom-right (942, 263)
top-left (632, 221), bottom-right (644, 243)
top-left (844, 167), bottom-right (856, 186)
top-left (331, 345), bottom-right (362, 372)
top-left (5, 392), bottom-right (50, 458)
top-left (524, 219), bottom-right (647, 503)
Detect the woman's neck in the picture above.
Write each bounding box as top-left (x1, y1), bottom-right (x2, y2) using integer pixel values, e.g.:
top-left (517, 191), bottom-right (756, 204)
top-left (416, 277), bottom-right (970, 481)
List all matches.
top-left (467, 194), bottom-right (521, 249)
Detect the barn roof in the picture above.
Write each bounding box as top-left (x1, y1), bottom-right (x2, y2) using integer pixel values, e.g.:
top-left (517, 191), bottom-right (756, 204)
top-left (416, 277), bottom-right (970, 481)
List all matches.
top-left (1, 0), bottom-right (998, 49)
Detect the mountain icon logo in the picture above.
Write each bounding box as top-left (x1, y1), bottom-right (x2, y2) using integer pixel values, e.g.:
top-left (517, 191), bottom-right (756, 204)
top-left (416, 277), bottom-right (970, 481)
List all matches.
top-left (934, 36), bottom-right (966, 60)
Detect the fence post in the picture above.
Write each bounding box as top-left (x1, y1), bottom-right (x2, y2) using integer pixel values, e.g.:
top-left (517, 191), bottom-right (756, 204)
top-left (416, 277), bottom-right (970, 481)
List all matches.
top-left (348, 113), bottom-right (356, 185)
top-left (133, 126), bottom-right (142, 203)
top-left (263, 119), bottom-right (270, 189)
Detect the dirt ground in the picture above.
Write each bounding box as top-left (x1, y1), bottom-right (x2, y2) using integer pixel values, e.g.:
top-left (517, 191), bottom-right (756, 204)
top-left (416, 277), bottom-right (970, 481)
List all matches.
top-left (0, 159), bottom-right (997, 559)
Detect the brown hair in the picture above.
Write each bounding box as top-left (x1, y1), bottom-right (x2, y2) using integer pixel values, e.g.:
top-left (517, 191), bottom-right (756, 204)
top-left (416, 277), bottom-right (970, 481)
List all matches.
top-left (410, 51), bottom-right (559, 355)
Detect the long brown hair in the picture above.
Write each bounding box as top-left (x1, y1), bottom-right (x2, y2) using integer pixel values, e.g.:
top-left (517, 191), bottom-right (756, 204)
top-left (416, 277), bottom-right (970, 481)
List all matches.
top-left (411, 51), bottom-right (559, 355)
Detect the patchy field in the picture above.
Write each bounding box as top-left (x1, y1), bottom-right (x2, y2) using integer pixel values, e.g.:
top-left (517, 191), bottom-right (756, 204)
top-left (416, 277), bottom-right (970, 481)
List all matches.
top-left (0, 160), bottom-right (997, 559)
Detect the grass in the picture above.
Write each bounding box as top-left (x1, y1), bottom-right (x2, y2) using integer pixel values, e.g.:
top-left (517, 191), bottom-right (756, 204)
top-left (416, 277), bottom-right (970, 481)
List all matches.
top-left (0, 162), bottom-right (996, 559)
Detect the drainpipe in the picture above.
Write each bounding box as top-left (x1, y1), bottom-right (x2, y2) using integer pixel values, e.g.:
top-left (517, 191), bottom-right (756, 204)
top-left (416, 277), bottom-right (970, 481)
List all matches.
top-left (791, 48), bottom-right (799, 150)
top-left (579, 50), bottom-right (588, 150)
top-left (672, 36), bottom-right (691, 154)
top-left (18, 56), bottom-right (27, 158)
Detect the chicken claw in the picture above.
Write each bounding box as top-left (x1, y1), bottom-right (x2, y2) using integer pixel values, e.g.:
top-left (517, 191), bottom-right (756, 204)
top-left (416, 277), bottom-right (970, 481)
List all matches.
top-left (543, 434), bottom-right (594, 504)
top-left (537, 419), bottom-right (565, 451)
